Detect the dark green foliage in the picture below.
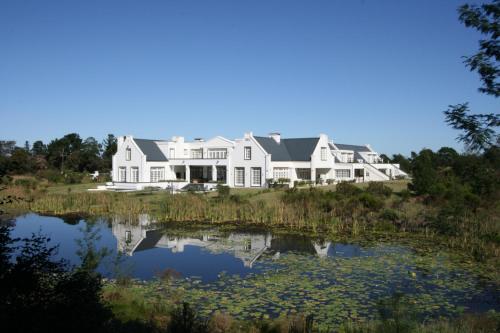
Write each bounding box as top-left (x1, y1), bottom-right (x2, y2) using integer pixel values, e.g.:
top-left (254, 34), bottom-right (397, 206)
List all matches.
top-left (335, 182), bottom-right (362, 196)
top-left (32, 140), bottom-right (47, 156)
top-left (0, 226), bottom-right (113, 333)
top-left (444, 103), bottom-right (499, 152)
top-left (391, 154), bottom-right (411, 173)
top-left (358, 192), bottom-right (384, 211)
top-left (102, 134), bottom-right (117, 171)
top-left (1, 133), bottom-right (118, 180)
top-left (366, 182), bottom-right (393, 198)
top-left (374, 293), bottom-right (417, 333)
top-left (458, 0), bottom-right (499, 98)
top-left (216, 184), bottom-right (230, 198)
top-left (168, 302), bottom-right (207, 333)
top-left (445, 1), bottom-right (499, 153)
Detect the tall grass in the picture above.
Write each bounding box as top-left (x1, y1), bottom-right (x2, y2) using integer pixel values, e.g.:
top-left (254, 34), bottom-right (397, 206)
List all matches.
top-left (12, 192), bottom-right (149, 216)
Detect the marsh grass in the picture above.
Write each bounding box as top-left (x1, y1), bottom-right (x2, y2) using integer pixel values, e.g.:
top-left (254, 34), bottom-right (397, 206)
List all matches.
top-left (6, 180), bottom-right (499, 264)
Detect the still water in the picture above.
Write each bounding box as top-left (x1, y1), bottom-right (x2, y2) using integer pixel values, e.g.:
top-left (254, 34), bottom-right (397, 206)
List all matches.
top-left (4, 213), bottom-right (500, 327)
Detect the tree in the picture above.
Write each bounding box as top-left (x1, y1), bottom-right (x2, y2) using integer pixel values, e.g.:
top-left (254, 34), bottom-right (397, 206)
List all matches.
top-left (444, 103), bottom-right (499, 152)
top-left (445, 1), bottom-right (499, 152)
top-left (408, 149), bottom-right (439, 195)
top-left (102, 134), bottom-right (117, 171)
top-left (9, 148), bottom-right (33, 174)
top-left (79, 137), bottom-right (102, 172)
top-left (391, 154), bottom-right (411, 173)
top-left (46, 133), bottom-right (83, 171)
top-left (0, 226), bottom-right (114, 333)
top-left (32, 140), bottom-right (47, 156)
top-left (458, 0), bottom-right (499, 97)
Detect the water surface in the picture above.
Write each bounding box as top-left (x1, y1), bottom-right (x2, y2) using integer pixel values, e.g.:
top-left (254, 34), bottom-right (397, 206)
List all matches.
top-left (5, 213), bottom-right (499, 329)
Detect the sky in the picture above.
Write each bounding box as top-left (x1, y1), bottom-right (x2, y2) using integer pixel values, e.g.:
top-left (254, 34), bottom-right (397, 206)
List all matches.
top-left (1, 0), bottom-right (497, 155)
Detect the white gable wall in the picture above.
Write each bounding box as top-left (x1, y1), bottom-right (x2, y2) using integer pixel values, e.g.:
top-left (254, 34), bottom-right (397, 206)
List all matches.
top-left (113, 136), bottom-right (147, 182)
top-left (231, 133), bottom-right (270, 187)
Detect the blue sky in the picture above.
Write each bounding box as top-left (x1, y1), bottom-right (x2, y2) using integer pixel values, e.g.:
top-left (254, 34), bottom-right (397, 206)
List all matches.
top-left (1, 0), bottom-right (497, 155)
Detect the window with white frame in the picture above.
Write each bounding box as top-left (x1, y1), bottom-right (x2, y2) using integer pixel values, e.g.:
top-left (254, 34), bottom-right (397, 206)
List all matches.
top-left (169, 148), bottom-right (175, 158)
top-left (208, 148), bottom-right (227, 159)
top-left (131, 167), bottom-right (139, 182)
top-left (190, 149), bottom-right (203, 159)
top-left (184, 149), bottom-right (188, 156)
top-left (150, 167), bottom-right (165, 182)
top-left (251, 167), bottom-right (261, 187)
top-left (234, 167), bottom-right (245, 186)
top-left (321, 147), bottom-right (327, 161)
top-left (335, 169), bottom-right (351, 178)
top-left (273, 167), bottom-right (289, 180)
top-left (126, 148), bottom-right (131, 161)
top-left (296, 168), bottom-right (311, 180)
top-left (119, 167), bottom-right (127, 182)
top-left (244, 146), bottom-right (251, 160)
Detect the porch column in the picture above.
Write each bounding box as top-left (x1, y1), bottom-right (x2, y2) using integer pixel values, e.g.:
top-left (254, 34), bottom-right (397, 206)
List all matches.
top-left (311, 168), bottom-right (316, 184)
top-left (185, 165), bottom-right (190, 182)
top-left (212, 165), bottom-right (217, 182)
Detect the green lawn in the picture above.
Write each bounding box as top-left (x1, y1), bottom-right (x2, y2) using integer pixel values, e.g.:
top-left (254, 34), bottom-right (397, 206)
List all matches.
top-left (43, 180), bottom-right (410, 203)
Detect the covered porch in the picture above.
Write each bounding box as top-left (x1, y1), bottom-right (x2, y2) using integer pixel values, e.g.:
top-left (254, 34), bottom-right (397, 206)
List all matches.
top-left (172, 165), bottom-right (227, 184)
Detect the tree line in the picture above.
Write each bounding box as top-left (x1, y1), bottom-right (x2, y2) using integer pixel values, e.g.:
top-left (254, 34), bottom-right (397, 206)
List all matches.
top-left (0, 134), bottom-right (117, 182)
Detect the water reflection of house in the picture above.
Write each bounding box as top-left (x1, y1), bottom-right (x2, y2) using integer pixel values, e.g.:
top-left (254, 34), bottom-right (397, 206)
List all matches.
top-left (112, 216), bottom-right (272, 267)
top-left (112, 215), bottom-right (333, 267)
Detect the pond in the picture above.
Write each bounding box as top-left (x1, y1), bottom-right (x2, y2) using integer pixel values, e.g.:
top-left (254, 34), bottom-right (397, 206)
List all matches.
top-left (5, 213), bottom-right (500, 329)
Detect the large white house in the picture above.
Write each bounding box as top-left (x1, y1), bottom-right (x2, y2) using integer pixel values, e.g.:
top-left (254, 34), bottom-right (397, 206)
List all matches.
top-left (110, 132), bottom-right (407, 190)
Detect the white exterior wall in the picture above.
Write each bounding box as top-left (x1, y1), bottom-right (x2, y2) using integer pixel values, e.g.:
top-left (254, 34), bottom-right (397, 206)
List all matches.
top-left (113, 136), bottom-right (147, 182)
top-left (310, 134), bottom-right (335, 181)
top-left (111, 133), bottom-right (408, 189)
top-left (231, 133), bottom-right (269, 187)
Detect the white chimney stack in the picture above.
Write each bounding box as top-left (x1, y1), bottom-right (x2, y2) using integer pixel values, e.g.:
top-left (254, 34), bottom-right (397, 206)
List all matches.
top-left (269, 132), bottom-right (281, 143)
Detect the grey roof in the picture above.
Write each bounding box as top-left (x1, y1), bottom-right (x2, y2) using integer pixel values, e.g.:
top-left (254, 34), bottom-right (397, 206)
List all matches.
top-left (134, 138), bottom-right (168, 161)
top-left (333, 143), bottom-right (371, 152)
top-left (254, 137), bottom-right (320, 161)
top-left (330, 143), bottom-right (371, 163)
top-left (134, 229), bottom-right (164, 253)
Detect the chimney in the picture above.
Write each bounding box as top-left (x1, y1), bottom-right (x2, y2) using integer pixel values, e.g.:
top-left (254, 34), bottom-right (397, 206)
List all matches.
top-left (117, 136), bottom-right (126, 147)
top-left (269, 132), bottom-right (281, 144)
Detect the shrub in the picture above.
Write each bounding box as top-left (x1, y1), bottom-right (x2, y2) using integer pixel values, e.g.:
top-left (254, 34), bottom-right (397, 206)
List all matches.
top-left (216, 184), bottom-right (230, 198)
top-left (14, 178), bottom-right (38, 191)
top-left (336, 182), bottom-right (362, 197)
top-left (380, 208), bottom-right (399, 222)
top-left (358, 192), bottom-right (384, 211)
top-left (64, 171), bottom-right (84, 184)
top-left (366, 182), bottom-right (393, 197)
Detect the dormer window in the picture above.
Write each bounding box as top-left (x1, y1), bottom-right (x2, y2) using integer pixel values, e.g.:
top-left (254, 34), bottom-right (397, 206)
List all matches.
top-left (126, 148), bottom-right (131, 161)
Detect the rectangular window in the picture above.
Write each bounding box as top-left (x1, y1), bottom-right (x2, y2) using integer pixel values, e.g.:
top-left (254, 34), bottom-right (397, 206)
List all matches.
top-left (273, 167), bottom-right (289, 180)
top-left (321, 147), bottom-right (327, 161)
top-left (244, 147), bottom-right (251, 160)
top-left (234, 167), bottom-right (245, 187)
top-left (131, 167), bottom-right (139, 182)
top-left (191, 149), bottom-right (203, 159)
top-left (150, 167), bottom-right (165, 182)
top-left (251, 167), bottom-right (261, 187)
top-left (119, 167), bottom-right (127, 182)
top-left (169, 148), bottom-right (175, 159)
top-left (335, 169), bottom-right (351, 178)
top-left (297, 168), bottom-right (311, 180)
top-left (208, 148), bottom-right (227, 159)
top-left (126, 148), bottom-right (131, 161)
